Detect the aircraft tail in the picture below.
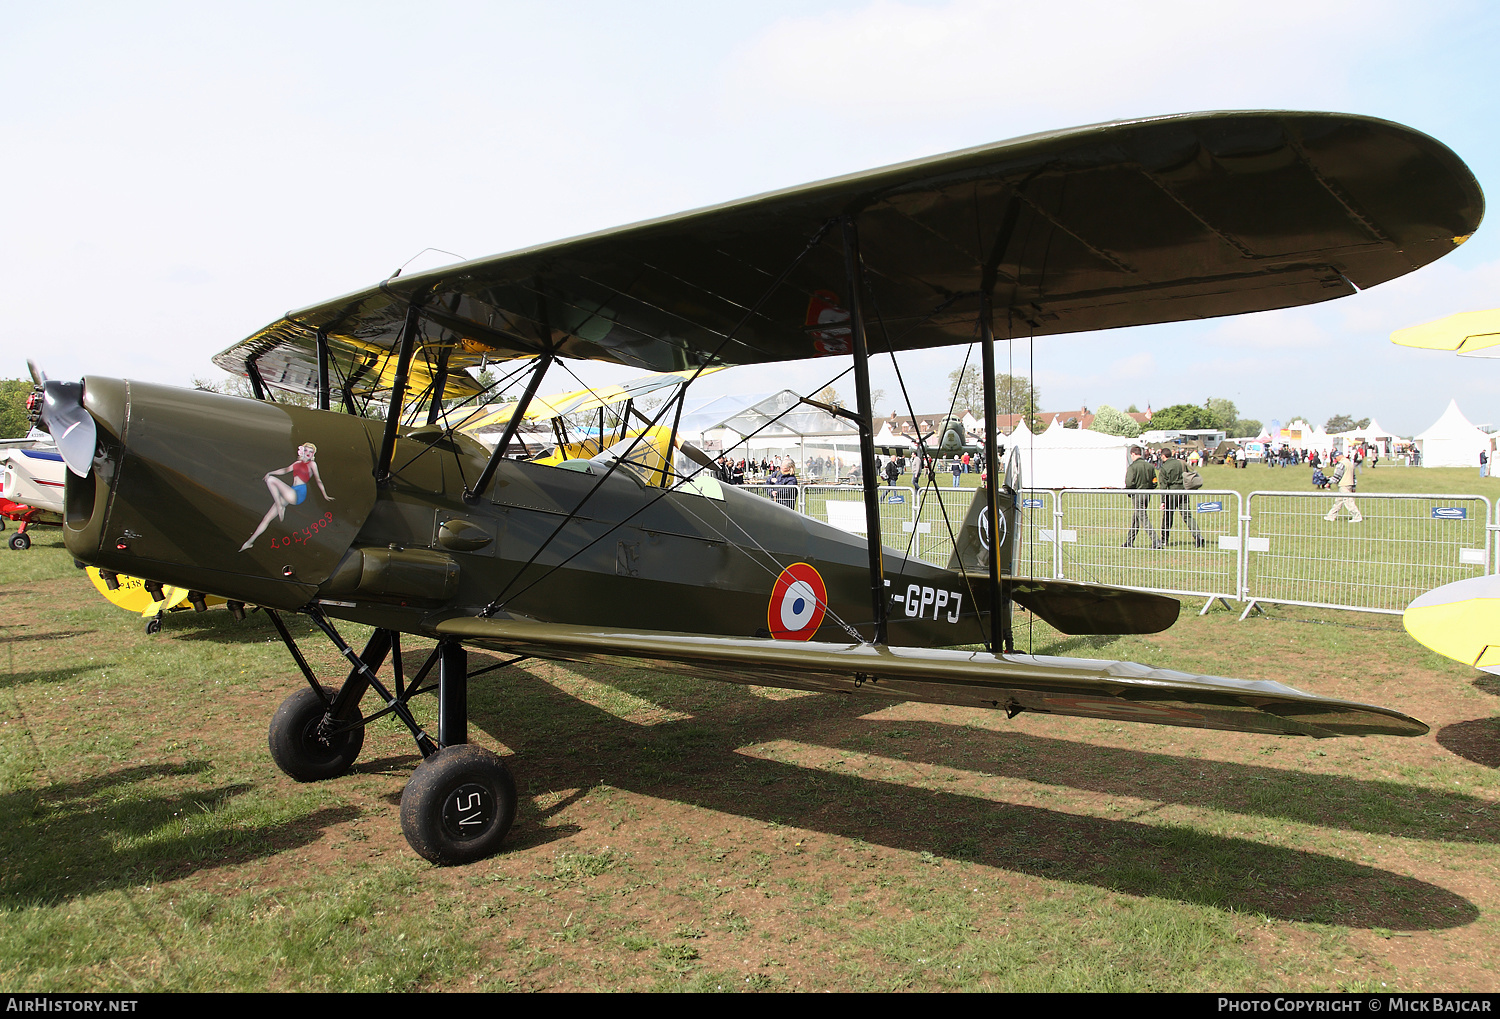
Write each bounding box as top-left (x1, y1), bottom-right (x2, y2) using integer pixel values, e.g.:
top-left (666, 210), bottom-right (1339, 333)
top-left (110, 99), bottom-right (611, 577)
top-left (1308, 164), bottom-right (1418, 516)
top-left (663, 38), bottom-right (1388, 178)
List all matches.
top-left (944, 472), bottom-right (1177, 636)
top-left (947, 483), bottom-right (1016, 578)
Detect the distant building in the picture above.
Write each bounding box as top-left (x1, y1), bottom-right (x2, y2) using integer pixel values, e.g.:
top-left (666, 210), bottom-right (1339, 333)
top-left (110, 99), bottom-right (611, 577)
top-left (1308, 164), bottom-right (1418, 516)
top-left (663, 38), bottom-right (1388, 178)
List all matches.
top-left (1139, 428), bottom-right (1227, 446)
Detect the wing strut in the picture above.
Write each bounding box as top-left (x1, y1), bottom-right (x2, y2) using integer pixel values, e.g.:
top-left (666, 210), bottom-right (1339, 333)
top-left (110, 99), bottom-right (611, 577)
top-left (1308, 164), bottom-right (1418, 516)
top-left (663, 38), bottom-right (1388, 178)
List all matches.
top-left (979, 296), bottom-right (1013, 653)
top-left (316, 328), bottom-right (331, 411)
top-left (841, 216), bottom-right (888, 644)
top-left (246, 357), bottom-right (267, 401)
top-left (375, 298), bottom-right (424, 486)
top-left (979, 185), bottom-right (1033, 652)
top-left (425, 344), bottom-right (453, 425)
top-left (466, 351), bottom-right (554, 503)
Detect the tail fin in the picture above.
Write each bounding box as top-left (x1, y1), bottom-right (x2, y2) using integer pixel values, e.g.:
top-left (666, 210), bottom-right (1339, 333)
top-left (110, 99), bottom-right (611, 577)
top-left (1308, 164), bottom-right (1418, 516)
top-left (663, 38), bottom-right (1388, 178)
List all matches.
top-left (947, 483), bottom-right (1017, 577)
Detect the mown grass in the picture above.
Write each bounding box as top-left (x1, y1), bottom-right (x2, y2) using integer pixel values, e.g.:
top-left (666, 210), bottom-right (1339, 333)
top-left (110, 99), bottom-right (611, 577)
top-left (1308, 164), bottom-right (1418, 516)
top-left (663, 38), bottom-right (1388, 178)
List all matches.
top-left (1, 530), bottom-right (1496, 991)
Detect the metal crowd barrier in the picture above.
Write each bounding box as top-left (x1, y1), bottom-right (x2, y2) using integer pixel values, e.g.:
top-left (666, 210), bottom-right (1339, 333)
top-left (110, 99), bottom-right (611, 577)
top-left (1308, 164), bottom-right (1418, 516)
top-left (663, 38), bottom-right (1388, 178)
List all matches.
top-left (1042, 489), bottom-right (1244, 610)
top-left (1239, 491), bottom-right (1492, 617)
top-left (737, 482), bottom-right (803, 514)
top-left (803, 485), bottom-right (918, 551)
top-left (733, 482), bottom-right (1493, 621)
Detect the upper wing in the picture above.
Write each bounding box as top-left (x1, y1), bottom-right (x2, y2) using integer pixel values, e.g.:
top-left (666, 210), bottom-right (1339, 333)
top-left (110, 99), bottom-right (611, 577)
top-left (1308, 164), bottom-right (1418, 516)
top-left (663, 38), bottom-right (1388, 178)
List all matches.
top-left (435, 616), bottom-right (1427, 738)
top-left (452, 366), bottom-right (722, 433)
top-left (217, 111), bottom-right (1482, 379)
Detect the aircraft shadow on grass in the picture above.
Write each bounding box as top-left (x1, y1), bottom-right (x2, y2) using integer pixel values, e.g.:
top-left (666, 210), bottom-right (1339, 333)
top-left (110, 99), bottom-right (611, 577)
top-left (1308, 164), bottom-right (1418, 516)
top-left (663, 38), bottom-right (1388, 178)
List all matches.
top-left (0, 630), bottom-right (92, 645)
top-left (0, 664), bottom-right (97, 692)
top-left (460, 655), bottom-right (1480, 931)
top-left (1436, 719), bottom-right (1500, 768)
top-left (0, 761), bottom-right (357, 906)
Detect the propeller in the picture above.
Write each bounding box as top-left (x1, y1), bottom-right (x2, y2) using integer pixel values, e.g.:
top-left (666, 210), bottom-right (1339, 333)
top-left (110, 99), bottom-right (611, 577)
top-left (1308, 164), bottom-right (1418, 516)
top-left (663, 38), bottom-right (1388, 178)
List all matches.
top-left (28, 369), bottom-right (97, 477)
top-left (678, 441), bottom-right (719, 473)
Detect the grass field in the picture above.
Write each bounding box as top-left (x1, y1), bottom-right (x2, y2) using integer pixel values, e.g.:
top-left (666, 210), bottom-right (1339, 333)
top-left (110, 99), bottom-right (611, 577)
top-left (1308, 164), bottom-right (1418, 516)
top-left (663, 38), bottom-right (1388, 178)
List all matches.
top-left (1, 502), bottom-right (1497, 991)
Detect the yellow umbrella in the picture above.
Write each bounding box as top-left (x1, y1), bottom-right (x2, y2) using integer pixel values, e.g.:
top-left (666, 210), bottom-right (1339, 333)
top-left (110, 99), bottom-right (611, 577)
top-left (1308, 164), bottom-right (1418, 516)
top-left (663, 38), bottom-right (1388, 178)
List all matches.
top-left (1390, 309), bottom-right (1500, 353)
top-left (1403, 574), bottom-right (1500, 674)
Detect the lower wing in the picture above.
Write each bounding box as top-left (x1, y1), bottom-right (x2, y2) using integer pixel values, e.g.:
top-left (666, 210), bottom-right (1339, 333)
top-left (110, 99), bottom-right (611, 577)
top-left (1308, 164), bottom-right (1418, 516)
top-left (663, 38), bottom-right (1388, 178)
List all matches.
top-left (434, 617), bottom-right (1426, 739)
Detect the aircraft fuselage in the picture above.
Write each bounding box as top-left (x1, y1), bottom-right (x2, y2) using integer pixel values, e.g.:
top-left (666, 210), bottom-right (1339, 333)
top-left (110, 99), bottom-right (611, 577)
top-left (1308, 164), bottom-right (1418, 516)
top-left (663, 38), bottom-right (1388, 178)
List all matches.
top-left (62, 378), bottom-right (992, 649)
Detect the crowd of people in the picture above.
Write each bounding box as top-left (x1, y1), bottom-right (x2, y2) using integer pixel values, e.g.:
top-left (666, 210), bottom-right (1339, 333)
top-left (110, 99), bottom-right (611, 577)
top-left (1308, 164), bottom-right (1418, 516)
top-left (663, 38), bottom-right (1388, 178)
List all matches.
top-left (708, 450), bottom-right (992, 490)
top-left (1258, 441), bottom-right (1398, 470)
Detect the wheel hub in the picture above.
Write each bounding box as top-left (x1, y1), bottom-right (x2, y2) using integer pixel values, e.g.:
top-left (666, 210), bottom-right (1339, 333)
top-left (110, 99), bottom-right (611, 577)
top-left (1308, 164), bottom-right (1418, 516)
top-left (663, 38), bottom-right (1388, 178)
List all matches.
top-left (441, 782), bottom-right (494, 841)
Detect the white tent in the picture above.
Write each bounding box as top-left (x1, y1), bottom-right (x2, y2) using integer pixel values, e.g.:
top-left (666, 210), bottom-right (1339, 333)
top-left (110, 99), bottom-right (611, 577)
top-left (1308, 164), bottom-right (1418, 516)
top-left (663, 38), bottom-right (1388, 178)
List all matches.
top-left (1415, 400), bottom-right (1490, 469)
top-left (1005, 424), bottom-right (1133, 488)
top-left (1275, 418), bottom-right (1330, 449)
top-left (872, 422), bottom-right (916, 449)
top-left (677, 390), bottom-right (863, 477)
top-left (1341, 417), bottom-right (1400, 458)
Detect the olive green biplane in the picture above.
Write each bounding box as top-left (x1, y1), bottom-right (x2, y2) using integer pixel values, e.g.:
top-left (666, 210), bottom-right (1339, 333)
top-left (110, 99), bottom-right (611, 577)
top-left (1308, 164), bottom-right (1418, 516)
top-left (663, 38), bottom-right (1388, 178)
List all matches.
top-left (37, 111), bottom-right (1482, 863)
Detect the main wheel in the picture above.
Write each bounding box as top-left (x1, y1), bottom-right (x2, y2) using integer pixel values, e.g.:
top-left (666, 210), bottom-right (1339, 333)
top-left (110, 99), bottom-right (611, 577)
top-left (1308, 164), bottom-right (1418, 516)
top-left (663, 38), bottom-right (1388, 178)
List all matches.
top-left (400, 745), bottom-right (516, 865)
top-left (9, 533), bottom-right (31, 551)
top-left (268, 685), bottom-right (365, 782)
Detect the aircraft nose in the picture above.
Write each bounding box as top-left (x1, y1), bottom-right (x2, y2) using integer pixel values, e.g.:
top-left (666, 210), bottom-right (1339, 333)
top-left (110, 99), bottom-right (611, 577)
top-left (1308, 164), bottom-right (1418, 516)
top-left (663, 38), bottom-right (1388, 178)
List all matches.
top-left (65, 377), bottom-right (380, 609)
top-left (36, 380), bottom-right (98, 477)
top-left (62, 377), bottom-right (128, 558)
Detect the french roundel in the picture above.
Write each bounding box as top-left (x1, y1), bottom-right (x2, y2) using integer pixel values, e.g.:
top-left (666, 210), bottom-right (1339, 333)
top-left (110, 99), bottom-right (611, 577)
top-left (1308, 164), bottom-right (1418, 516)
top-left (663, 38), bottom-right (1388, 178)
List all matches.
top-left (768, 562), bottom-right (827, 640)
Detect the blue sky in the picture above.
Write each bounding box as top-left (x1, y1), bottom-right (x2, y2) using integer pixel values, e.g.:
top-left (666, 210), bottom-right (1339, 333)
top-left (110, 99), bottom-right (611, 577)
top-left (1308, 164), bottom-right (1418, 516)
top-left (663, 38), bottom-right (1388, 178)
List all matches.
top-left (4, 1), bottom-right (1498, 435)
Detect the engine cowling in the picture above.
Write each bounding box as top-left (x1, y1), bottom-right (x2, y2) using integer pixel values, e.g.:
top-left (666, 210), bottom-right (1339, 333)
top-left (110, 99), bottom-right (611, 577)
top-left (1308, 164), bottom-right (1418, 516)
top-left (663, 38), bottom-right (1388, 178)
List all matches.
top-left (64, 377), bottom-right (379, 610)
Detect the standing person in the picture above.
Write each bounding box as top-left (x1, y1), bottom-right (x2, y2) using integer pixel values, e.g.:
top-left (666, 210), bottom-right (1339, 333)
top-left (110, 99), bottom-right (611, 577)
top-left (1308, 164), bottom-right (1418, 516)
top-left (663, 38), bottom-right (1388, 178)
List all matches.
top-left (1481, 449), bottom-right (1489, 478)
top-left (1122, 446), bottom-right (1161, 548)
top-left (1323, 453), bottom-right (1363, 523)
top-left (950, 458), bottom-right (962, 487)
top-left (1157, 451), bottom-right (1204, 547)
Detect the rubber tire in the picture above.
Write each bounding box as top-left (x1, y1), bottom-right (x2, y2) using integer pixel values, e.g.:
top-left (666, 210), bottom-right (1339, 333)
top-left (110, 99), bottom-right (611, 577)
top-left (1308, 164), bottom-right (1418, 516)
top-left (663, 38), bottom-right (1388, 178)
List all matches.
top-left (400, 745), bottom-right (517, 865)
top-left (144, 616), bottom-right (162, 635)
top-left (267, 685), bottom-right (365, 782)
top-left (9, 533), bottom-right (31, 551)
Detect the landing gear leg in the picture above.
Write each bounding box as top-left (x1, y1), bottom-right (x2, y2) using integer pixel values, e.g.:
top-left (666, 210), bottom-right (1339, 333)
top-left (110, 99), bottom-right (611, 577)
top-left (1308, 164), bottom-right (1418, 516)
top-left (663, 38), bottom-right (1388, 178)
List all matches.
top-left (263, 613), bottom-right (387, 781)
top-left (264, 611), bottom-right (522, 864)
top-left (401, 639), bottom-right (516, 864)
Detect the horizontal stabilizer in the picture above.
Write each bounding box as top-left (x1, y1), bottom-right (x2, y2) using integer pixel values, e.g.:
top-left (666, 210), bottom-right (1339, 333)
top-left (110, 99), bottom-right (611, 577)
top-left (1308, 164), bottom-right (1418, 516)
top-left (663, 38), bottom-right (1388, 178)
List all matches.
top-left (435, 617), bottom-right (1426, 739)
top-left (1011, 578), bottom-right (1180, 635)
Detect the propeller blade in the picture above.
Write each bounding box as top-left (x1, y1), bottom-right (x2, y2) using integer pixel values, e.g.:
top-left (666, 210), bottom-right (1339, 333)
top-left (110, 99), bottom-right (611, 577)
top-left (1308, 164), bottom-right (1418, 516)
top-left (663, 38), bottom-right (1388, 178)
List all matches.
top-left (39, 380), bottom-right (97, 477)
top-left (678, 441), bottom-right (718, 472)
